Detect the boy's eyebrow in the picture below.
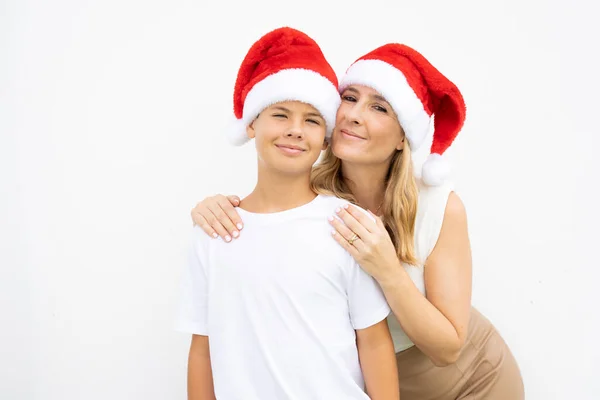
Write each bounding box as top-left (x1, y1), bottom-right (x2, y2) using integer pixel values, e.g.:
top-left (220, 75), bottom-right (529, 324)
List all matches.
top-left (272, 106), bottom-right (324, 119)
top-left (306, 112), bottom-right (324, 119)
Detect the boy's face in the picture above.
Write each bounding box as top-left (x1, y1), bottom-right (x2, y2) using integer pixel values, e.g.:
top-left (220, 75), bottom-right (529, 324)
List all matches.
top-left (247, 101), bottom-right (328, 176)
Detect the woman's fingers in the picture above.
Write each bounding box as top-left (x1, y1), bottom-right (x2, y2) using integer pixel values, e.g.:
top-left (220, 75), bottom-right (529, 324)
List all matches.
top-left (331, 228), bottom-right (361, 258)
top-left (227, 195), bottom-right (241, 206)
top-left (203, 207), bottom-right (234, 242)
top-left (335, 205), bottom-right (371, 241)
top-left (191, 212), bottom-right (218, 239)
top-left (220, 195), bottom-right (244, 231)
top-left (328, 216), bottom-right (366, 253)
top-left (191, 195), bottom-right (244, 242)
top-left (346, 204), bottom-right (379, 233)
top-left (206, 199), bottom-right (240, 241)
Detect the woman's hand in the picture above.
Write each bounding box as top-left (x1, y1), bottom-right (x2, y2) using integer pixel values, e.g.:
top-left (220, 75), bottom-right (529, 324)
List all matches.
top-left (329, 204), bottom-right (400, 283)
top-left (191, 194), bottom-right (243, 242)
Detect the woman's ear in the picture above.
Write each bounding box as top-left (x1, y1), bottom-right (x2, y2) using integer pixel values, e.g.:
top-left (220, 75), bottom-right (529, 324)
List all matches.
top-left (396, 125), bottom-right (406, 151)
top-left (396, 137), bottom-right (405, 151)
top-left (322, 138), bottom-right (329, 150)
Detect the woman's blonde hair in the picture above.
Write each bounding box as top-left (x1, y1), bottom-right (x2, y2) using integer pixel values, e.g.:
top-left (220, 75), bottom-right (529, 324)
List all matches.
top-left (310, 142), bottom-right (419, 265)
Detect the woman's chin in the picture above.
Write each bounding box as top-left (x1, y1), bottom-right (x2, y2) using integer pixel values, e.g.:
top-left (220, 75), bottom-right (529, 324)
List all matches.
top-left (331, 143), bottom-right (368, 163)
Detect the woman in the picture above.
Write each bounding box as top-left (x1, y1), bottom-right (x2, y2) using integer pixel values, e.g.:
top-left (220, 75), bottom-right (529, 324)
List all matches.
top-left (191, 43), bottom-right (524, 399)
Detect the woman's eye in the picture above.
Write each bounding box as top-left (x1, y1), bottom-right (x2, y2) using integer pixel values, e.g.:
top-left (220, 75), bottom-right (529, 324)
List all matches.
top-left (307, 119), bottom-right (321, 125)
top-left (273, 114), bottom-right (287, 118)
top-left (342, 95), bottom-right (356, 102)
top-left (374, 105), bottom-right (387, 113)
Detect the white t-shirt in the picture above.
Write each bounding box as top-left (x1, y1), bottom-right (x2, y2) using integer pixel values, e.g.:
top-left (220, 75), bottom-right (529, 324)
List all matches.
top-left (176, 194), bottom-right (391, 400)
top-left (387, 180), bottom-right (454, 352)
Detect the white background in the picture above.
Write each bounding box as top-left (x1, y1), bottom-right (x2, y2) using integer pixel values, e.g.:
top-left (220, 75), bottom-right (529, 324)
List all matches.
top-left (2, 0), bottom-right (599, 399)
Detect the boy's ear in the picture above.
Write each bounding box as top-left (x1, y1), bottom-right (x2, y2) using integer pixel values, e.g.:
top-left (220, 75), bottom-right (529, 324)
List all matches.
top-left (246, 120), bottom-right (256, 139)
top-left (322, 139), bottom-right (329, 151)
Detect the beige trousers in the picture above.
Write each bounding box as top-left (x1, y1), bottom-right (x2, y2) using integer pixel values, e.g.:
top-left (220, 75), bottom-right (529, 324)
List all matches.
top-left (395, 308), bottom-right (524, 400)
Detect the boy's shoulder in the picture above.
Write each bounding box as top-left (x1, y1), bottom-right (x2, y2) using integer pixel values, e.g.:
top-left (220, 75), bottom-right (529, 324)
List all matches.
top-left (189, 225), bottom-right (212, 252)
top-left (315, 195), bottom-right (356, 216)
top-left (317, 195), bottom-right (375, 222)
top-left (316, 194), bottom-right (350, 209)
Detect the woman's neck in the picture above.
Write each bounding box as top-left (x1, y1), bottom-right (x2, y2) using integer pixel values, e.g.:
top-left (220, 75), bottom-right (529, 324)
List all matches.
top-left (341, 162), bottom-right (387, 213)
top-left (241, 167), bottom-right (316, 213)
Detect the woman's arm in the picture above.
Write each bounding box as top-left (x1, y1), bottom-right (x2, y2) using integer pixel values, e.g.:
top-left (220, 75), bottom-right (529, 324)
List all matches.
top-left (356, 320), bottom-right (400, 399)
top-left (191, 194), bottom-right (244, 242)
top-left (330, 193), bottom-right (472, 366)
top-left (378, 193), bottom-right (472, 366)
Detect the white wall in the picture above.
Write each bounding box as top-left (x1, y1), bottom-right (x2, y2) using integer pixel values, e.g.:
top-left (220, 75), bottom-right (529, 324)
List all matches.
top-left (2, 0), bottom-right (599, 398)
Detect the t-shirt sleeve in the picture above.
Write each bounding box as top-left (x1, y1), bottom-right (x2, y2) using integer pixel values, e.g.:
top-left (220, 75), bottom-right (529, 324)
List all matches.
top-left (174, 226), bottom-right (210, 336)
top-left (345, 257), bottom-right (391, 330)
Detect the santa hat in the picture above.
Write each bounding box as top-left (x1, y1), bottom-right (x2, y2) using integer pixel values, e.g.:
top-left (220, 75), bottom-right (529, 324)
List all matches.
top-left (227, 27), bottom-right (340, 146)
top-left (339, 44), bottom-right (466, 186)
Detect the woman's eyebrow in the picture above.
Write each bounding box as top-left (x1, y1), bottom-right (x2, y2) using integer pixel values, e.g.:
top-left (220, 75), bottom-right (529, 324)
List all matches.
top-left (372, 94), bottom-right (390, 104)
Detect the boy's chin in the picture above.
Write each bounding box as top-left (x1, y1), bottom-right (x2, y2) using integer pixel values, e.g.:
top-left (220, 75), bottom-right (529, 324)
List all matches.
top-left (267, 158), bottom-right (317, 175)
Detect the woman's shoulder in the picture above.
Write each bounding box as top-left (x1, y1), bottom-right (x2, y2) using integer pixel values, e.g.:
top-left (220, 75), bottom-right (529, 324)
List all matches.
top-left (417, 178), bottom-right (454, 202)
top-left (416, 179), bottom-right (455, 215)
top-left (414, 179), bottom-right (462, 260)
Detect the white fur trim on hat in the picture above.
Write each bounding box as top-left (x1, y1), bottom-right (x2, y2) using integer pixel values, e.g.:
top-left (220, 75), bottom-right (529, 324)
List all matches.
top-left (339, 59), bottom-right (431, 151)
top-left (226, 68), bottom-right (341, 146)
top-left (421, 153), bottom-right (450, 186)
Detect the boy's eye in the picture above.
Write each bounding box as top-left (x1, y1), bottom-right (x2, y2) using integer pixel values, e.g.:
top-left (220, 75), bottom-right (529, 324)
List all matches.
top-left (307, 119), bottom-right (321, 125)
top-left (342, 95), bottom-right (356, 102)
top-left (373, 105), bottom-right (387, 113)
top-left (272, 114), bottom-right (287, 118)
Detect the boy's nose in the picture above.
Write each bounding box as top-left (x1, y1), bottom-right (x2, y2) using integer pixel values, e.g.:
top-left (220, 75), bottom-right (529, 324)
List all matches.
top-left (285, 126), bottom-right (304, 139)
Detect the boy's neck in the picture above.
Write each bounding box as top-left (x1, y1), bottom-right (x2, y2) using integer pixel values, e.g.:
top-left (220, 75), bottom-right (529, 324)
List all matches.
top-left (341, 161), bottom-right (387, 213)
top-left (241, 168), bottom-right (317, 213)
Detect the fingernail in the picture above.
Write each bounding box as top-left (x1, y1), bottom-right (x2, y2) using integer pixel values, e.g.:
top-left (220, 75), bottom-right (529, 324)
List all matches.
top-left (335, 207), bottom-right (341, 213)
top-left (343, 204), bottom-right (349, 209)
top-left (212, 232), bottom-right (218, 238)
top-left (331, 230), bottom-right (336, 235)
top-left (237, 223), bottom-right (243, 230)
top-left (328, 216), bottom-right (334, 222)
top-left (225, 235), bottom-right (231, 242)
top-left (232, 231), bottom-right (239, 238)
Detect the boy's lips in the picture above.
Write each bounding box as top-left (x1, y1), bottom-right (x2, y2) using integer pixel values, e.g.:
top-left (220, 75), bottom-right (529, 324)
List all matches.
top-left (275, 144), bottom-right (306, 155)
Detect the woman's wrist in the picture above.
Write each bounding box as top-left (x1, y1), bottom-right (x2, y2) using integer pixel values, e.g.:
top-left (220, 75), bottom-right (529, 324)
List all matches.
top-left (375, 260), bottom-right (408, 291)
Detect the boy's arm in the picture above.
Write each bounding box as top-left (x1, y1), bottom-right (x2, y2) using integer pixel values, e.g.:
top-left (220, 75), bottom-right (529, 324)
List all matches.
top-left (188, 334), bottom-right (216, 400)
top-left (356, 320), bottom-right (400, 399)
top-left (177, 228), bottom-right (214, 399)
top-left (345, 251), bottom-right (398, 399)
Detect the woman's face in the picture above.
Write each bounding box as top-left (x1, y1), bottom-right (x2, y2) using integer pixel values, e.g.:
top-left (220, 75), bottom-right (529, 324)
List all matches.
top-left (331, 85), bottom-right (405, 165)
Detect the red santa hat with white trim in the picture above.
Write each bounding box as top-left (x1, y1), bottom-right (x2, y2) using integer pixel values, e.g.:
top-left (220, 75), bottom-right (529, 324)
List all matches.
top-left (339, 44), bottom-right (467, 186)
top-left (227, 27), bottom-right (340, 146)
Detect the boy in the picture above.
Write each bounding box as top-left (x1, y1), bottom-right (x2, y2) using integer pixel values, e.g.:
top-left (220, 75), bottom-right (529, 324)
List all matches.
top-left (176, 27), bottom-right (399, 400)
